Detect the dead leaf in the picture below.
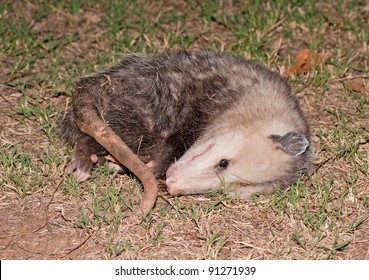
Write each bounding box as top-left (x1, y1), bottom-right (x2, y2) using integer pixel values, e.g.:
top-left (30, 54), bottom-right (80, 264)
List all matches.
top-left (284, 49), bottom-right (327, 76)
top-left (346, 78), bottom-right (368, 95)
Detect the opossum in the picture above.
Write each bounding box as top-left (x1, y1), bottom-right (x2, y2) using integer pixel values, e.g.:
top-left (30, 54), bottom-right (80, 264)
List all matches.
top-left (58, 50), bottom-right (312, 206)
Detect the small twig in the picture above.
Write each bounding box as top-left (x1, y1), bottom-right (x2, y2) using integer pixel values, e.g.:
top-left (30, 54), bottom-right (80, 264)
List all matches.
top-left (46, 175), bottom-right (66, 210)
top-left (0, 175), bottom-right (66, 241)
top-left (304, 157), bottom-right (332, 181)
top-left (136, 135), bottom-right (144, 156)
top-left (11, 57), bottom-right (23, 76)
top-left (0, 92), bottom-right (15, 105)
top-left (335, 75), bottom-right (369, 81)
top-left (265, 17), bottom-right (286, 38)
top-left (305, 136), bottom-right (369, 181)
top-left (157, 193), bottom-right (177, 210)
top-left (53, 230), bottom-right (95, 259)
top-left (32, 175), bottom-right (66, 234)
top-left (15, 242), bottom-right (44, 256)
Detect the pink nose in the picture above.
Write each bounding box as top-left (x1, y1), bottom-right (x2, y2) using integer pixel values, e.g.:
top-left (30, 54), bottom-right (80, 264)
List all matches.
top-left (166, 177), bottom-right (183, 195)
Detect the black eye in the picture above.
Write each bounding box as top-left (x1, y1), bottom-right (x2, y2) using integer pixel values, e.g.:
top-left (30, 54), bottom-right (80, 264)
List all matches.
top-left (217, 159), bottom-right (229, 170)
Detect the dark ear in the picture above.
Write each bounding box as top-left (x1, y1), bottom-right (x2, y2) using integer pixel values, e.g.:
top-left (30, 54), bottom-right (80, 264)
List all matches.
top-left (269, 131), bottom-right (309, 157)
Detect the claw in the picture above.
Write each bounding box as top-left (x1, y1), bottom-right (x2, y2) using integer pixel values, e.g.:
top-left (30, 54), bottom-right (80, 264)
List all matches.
top-left (65, 154), bottom-right (94, 182)
top-left (107, 161), bottom-right (124, 172)
top-left (73, 168), bottom-right (91, 182)
top-left (65, 159), bottom-right (77, 174)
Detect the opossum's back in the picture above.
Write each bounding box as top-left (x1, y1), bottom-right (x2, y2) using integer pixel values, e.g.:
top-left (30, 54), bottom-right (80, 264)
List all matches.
top-left (71, 51), bottom-right (293, 112)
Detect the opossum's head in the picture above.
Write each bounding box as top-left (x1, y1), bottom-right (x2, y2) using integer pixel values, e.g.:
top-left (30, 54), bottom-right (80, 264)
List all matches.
top-left (166, 128), bottom-right (310, 199)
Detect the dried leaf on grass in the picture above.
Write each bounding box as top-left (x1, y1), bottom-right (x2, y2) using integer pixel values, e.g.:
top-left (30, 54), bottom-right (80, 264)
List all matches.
top-left (346, 78), bottom-right (368, 95)
top-left (284, 49), bottom-right (328, 76)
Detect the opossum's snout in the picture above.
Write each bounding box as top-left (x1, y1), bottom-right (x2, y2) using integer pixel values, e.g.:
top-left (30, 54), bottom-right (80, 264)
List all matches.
top-left (165, 160), bottom-right (198, 195)
top-left (166, 164), bottom-right (179, 194)
top-left (166, 168), bottom-right (212, 196)
top-left (165, 140), bottom-right (218, 195)
top-left (166, 176), bottom-right (184, 195)
top-left (165, 161), bottom-right (181, 194)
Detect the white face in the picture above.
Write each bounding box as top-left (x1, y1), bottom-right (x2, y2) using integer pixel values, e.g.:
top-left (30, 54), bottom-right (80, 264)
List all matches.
top-left (165, 130), bottom-right (292, 196)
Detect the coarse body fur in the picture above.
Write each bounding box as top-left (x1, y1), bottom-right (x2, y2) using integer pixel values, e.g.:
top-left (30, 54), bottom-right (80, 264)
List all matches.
top-left (58, 50), bottom-right (312, 199)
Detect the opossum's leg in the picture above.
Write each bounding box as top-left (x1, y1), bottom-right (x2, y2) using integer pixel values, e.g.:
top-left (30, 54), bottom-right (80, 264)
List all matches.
top-left (104, 155), bottom-right (132, 173)
top-left (104, 157), bottom-right (155, 175)
top-left (65, 135), bottom-right (107, 182)
top-left (73, 100), bottom-right (158, 217)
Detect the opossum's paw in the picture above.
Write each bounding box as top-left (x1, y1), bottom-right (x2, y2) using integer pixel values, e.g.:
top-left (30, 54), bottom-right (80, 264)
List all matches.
top-left (228, 184), bottom-right (274, 200)
top-left (104, 156), bottom-right (158, 175)
top-left (65, 156), bottom-right (94, 182)
top-left (105, 155), bottom-right (125, 173)
top-left (107, 162), bottom-right (124, 173)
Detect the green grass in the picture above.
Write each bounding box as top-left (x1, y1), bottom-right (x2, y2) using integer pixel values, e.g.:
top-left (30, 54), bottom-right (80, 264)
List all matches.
top-left (0, 146), bottom-right (59, 197)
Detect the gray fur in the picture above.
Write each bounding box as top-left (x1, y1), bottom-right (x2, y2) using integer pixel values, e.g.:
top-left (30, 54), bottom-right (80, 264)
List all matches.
top-left (58, 50), bottom-right (312, 198)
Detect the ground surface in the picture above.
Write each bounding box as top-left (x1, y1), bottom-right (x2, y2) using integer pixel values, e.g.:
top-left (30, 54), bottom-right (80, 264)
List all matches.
top-left (0, 0), bottom-right (368, 260)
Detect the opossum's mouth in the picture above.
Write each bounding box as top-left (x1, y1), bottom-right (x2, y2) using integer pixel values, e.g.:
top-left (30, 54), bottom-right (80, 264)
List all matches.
top-left (165, 139), bottom-right (220, 196)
